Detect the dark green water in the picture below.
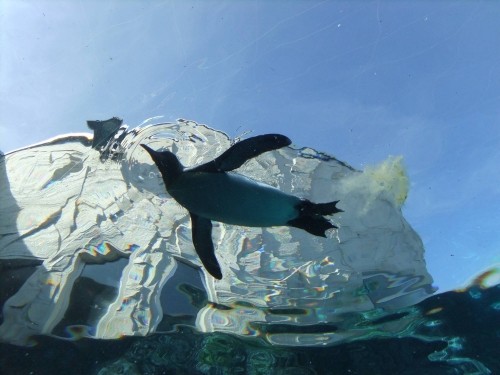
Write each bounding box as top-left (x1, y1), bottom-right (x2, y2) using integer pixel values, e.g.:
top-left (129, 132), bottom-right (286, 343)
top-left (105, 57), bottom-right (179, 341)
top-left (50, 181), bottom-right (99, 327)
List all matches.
top-left (1, 283), bottom-right (498, 375)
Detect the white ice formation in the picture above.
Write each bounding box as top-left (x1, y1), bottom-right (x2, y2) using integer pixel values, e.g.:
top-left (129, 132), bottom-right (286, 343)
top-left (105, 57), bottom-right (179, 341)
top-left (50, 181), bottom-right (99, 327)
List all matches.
top-left (0, 119), bottom-right (434, 346)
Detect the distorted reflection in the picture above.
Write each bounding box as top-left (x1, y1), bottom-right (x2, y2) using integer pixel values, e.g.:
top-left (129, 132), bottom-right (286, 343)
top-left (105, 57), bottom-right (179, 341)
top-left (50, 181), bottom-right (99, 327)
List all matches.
top-left (0, 118), bottom-right (435, 346)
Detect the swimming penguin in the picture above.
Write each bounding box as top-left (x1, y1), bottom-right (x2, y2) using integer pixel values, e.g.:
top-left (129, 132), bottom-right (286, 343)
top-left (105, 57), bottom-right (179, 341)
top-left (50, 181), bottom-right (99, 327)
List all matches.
top-left (141, 134), bottom-right (342, 280)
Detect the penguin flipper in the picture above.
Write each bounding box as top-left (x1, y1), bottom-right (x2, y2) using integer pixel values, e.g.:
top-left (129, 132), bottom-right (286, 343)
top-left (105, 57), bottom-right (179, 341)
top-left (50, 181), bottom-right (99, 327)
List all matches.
top-left (189, 212), bottom-right (222, 279)
top-left (191, 134), bottom-right (292, 173)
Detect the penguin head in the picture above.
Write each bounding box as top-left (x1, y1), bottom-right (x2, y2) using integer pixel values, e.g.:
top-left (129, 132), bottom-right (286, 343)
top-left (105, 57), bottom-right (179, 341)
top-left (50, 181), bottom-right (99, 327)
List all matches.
top-left (141, 144), bottom-right (183, 188)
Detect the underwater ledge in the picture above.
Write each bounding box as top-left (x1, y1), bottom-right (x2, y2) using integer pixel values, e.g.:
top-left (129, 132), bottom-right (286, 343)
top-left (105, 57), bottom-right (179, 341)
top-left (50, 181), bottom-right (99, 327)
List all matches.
top-left (0, 117), bottom-right (498, 373)
top-left (0, 117), bottom-right (436, 348)
top-left (0, 117), bottom-right (435, 346)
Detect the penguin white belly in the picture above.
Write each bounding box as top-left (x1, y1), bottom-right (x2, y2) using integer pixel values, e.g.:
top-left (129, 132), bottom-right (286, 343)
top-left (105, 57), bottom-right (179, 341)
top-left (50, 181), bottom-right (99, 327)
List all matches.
top-left (169, 172), bottom-right (300, 226)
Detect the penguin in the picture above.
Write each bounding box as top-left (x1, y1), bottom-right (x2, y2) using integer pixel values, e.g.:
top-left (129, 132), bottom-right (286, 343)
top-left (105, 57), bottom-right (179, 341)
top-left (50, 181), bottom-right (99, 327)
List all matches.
top-left (141, 134), bottom-right (342, 280)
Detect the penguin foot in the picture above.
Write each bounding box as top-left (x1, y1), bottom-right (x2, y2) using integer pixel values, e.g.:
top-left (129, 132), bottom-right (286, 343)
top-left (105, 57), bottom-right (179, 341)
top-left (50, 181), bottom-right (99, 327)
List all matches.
top-left (287, 199), bottom-right (342, 237)
top-left (298, 199), bottom-right (343, 216)
top-left (287, 216), bottom-right (337, 237)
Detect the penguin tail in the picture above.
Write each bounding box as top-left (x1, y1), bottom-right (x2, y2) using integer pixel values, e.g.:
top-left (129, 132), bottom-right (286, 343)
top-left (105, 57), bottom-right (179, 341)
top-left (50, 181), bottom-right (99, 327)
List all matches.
top-left (287, 199), bottom-right (342, 237)
top-left (299, 199), bottom-right (343, 216)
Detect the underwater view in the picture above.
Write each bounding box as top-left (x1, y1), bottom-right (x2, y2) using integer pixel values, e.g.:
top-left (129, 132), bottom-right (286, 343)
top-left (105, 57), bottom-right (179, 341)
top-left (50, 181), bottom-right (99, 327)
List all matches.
top-left (1, 1), bottom-right (499, 375)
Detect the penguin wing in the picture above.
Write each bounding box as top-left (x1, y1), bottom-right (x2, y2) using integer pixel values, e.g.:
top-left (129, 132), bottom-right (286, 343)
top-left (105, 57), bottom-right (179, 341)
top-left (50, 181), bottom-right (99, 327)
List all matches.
top-left (190, 134), bottom-right (292, 173)
top-left (189, 212), bottom-right (223, 279)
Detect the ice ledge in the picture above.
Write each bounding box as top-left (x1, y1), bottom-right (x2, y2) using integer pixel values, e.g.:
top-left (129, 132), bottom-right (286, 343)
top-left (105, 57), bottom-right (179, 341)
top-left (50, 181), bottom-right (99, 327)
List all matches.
top-left (0, 118), bottom-right (434, 346)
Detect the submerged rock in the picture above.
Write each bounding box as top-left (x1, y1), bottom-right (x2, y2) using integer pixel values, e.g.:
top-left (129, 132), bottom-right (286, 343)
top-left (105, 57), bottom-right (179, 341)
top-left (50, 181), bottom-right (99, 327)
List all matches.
top-left (0, 118), bottom-right (434, 346)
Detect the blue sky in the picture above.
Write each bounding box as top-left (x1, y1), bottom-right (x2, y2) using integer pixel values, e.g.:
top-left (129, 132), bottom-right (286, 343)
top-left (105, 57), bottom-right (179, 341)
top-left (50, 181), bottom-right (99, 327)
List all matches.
top-left (1, 1), bottom-right (499, 292)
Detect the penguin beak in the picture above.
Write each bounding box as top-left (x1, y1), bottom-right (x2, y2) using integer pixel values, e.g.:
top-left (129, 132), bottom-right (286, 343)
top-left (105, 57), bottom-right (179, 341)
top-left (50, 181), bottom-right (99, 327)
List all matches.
top-left (141, 144), bottom-right (155, 154)
top-left (141, 144), bottom-right (159, 160)
top-left (141, 144), bottom-right (161, 165)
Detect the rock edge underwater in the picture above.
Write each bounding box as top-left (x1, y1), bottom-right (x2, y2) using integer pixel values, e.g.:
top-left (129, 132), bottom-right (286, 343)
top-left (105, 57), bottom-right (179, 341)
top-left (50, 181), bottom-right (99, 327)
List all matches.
top-left (0, 118), bottom-right (434, 347)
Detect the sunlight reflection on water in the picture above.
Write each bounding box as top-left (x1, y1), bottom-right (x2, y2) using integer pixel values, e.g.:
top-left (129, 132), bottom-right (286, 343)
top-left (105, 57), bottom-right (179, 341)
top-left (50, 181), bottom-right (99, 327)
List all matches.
top-left (0, 118), bottom-right (435, 346)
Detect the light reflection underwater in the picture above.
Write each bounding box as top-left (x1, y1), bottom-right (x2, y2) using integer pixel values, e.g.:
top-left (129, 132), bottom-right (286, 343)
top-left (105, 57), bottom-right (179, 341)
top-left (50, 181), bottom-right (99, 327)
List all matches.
top-left (1, 118), bottom-right (435, 347)
top-left (6, 279), bottom-right (497, 374)
top-left (0, 118), bottom-right (498, 373)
